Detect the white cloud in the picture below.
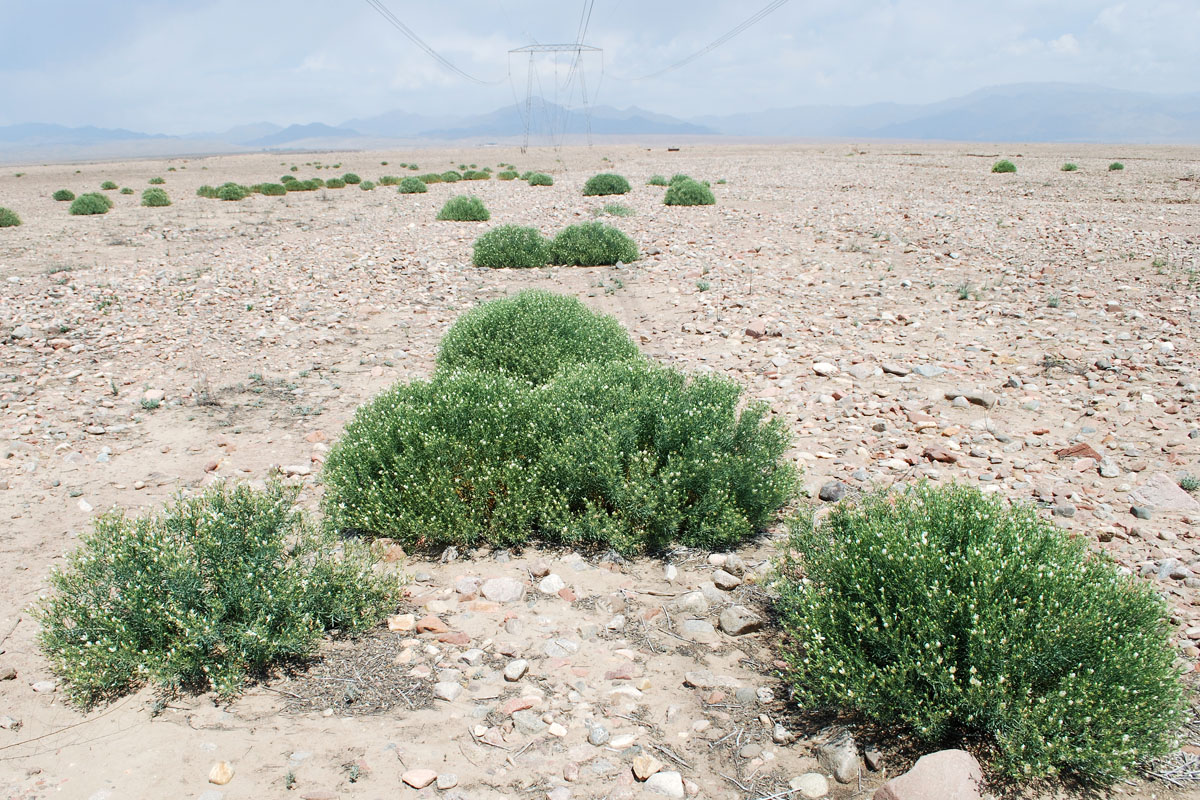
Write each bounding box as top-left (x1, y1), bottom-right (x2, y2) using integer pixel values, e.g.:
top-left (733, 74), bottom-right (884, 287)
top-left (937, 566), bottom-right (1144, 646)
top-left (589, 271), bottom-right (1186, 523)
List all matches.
top-left (1050, 33), bottom-right (1082, 55)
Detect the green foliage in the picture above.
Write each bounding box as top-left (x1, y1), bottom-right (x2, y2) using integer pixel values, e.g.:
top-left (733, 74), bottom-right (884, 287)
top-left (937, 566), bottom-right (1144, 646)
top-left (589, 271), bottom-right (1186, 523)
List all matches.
top-left (462, 170), bottom-right (490, 181)
top-left (418, 173), bottom-right (444, 184)
top-left (497, 170), bottom-right (519, 181)
top-left (148, 177), bottom-right (165, 185)
top-left (582, 173), bottom-right (631, 196)
top-left (519, 171), bottom-right (533, 181)
top-left (663, 178), bottom-right (715, 206)
top-left (290, 165), bottom-right (299, 172)
top-left (342, 173), bottom-right (361, 184)
top-left (286, 180), bottom-right (319, 192)
top-left (69, 193), bottom-right (113, 216)
top-left (776, 483), bottom-right (1185, 784)
top-left (280, 175), bottom-right (297, 184)
top-left (53, 189), bottom-right (76, 201)
top-left (408, 164), bottom-right (420, 170)
top-left (436, 195), bottom-right (489, 222)
top-left (441, 170), bottom-right (463, 183)
top-left (668, 173), bottom-right (692, 186)
top-left (647, 175), bottom-right (667, 186)
top-left (120, 187), bottom-right (134, 195)
top-left (324, 177), bottom-right (346, 189)
top-left (141, 188), bottom-right (171, 207)
top-left (37, 482), bottom-right (397, 707)
top-left (217, 182), bottom-right (251, 201)
top-left (600, 203), bottom-right (634, 217)
top-left (398, 177), bottom-right (427, 194)
top-left (527, 172), bottom-right (554, 186)
top-left (1061, 162), bottom-right (1079, 172)
top-left (472, 225), bottom-right (549, 269)
top-left (100, 181), bottom-right (118, 190)
top-left (992, 159), bottom-right (1017, 173)
top-left (378, 175), bottom-right (400, 185)
top-left (549, 221), bottom-right (638, 266)
top-left (0, 207), bottom-right (20, 227)
top-left (360, 180), bottom-right (375, 191)
top-left (258, 182), bottom-right (287, 196)
top-left (197, 185), bottom-right (218, 198)
top-left (1180, 474), bottom-right (1199, 493)
top-left (1109, 162), bottom-right (1125, 171)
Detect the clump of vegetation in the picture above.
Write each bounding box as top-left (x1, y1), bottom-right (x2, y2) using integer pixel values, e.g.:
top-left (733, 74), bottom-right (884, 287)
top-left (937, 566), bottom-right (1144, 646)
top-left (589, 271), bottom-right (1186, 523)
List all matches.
top-left (398, 177), bottom-right (427, 194)
top-left (472, 225), bottom-right (550, 269)
top-left (69, 193), bottom-right (113, 216)
top-left (141, 188), bottom-right (171, 207)
top-left (0, 207), bottom-right (21, 227)
top-left (418, 173), bottom-right (444, 184)
top-left (197, 185), bottom-right (219, 198)
top-left (436, 195), bottom-right (489, 222)
top-left (342, 173), bottom-right (361, 185)
top-left (664, 178), bottom-right (715, 206)
top-left (599, 203), bottom-right (634, 217)
top-left (100, 181), bottom-right (118, 190)
top-left (582, 173), bottom-right (631, 196)
top-left (286, 180), bottom-right (319, 192)
top-left (1061, 162), bottom-right (1079, 172)
top-left (1109, 162), bottom-right (1125, 171)
top-left (378, 175), bottom-right (400, 186)
top-left (549, 221), bottom-right (638, 266)
top-left (217, 182), bottom-right (251, 201)
top-left (119, 187), bottom-right (134, 195)
top-left (408, 164), bottom-right (420, 171)
top-left (321, 291), bottom-right (796, 555)
top-left (258, 183), bottom-right (287, 196)
top-left (992, 159), bottom-right (1017, 173)
top-left (497, 170), bottom-right (519, 181)
top-left (668, 173), bottom-right (693, 186)
top-left (647, 175), bottom-right (667, 186)
top-left (462, 170), bottom-right (490, 181)
top-left (1180, 474), bottom-right (1199, 493)
top-left (280, 175), bottom-right (297, 184)
top-left (527, 172), bottom-right (554, 186)
top-left (37, 482), bottom-right (397, 707)
top-left (324, 177), bottom-right (346, 189)
top-left (53, 189), bottom-right (76, 202)
top-left (360, 180), bottom-right (375, 191)
top-left (148, 177), bottom-right (166, 185)
top-left (776, 482), bottom-right (1185, 784)
top-left (441, 170), bottom-right (463, 183)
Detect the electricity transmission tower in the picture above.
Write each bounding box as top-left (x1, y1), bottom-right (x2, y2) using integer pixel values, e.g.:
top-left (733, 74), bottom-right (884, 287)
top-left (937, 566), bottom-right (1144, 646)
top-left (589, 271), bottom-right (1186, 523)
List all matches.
top-left (509, 43), bottom-right (602, 153)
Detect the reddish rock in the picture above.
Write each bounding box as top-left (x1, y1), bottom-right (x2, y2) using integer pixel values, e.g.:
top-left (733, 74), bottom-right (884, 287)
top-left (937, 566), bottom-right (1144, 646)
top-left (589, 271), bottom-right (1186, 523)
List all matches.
top-left (557, 587), bottom-right (577, 602)
top-left (745, 320), bottom-right (767, 338)
top-left (605, 663), bottom-right (635, 681)
top-left (874, 749), bottom-right (983, 800)
top-left (437, 631), bottom-right (470, 645)
top-left (1054, 442), bottom-right (1101, 462)
top-left (501, 696), bottom-right (536, 715)
top-left (415, 615), bottom-right (449, 634)
top-left (922, 446), bottom-right (958, 464)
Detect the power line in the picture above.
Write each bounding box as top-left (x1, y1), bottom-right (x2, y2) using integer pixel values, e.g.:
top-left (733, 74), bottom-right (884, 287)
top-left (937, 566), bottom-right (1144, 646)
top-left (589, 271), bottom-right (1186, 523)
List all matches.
top-left (362, 0), bottom-right (500, 85)
top-left (637, 0), bottom-right (790, 80)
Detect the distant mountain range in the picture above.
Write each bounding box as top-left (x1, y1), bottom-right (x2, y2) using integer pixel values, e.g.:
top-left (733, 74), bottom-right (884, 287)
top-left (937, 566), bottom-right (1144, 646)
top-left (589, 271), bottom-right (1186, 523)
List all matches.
top-left (2, 83), bottom-right (1199, 161)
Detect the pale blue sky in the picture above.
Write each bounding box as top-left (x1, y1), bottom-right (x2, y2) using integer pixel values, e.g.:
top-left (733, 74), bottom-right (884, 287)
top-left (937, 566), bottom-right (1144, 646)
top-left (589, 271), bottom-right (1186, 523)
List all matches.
top-left (1, 1), bottom-right (1196, 132)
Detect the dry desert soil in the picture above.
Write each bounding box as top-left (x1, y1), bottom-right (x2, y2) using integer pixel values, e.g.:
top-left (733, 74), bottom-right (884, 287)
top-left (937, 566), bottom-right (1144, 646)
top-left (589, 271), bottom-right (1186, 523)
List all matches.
top-left (1, 142), bottom-right (1199, 799)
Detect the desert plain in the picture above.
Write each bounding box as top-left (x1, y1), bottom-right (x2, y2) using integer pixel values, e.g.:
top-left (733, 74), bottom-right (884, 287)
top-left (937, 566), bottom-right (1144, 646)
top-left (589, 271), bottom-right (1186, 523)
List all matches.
top-left (1, 141), bottom-right (1199, 799)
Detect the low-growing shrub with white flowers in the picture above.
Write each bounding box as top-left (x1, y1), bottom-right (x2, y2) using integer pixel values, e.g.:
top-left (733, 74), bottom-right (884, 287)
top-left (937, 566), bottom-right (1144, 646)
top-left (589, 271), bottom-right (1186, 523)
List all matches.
top-left (775, 483), bottom-right (1184, 784)
top-left (320, 291), bottom-right (797, 555)
top-left (38, 482), bottom-right (398, 707)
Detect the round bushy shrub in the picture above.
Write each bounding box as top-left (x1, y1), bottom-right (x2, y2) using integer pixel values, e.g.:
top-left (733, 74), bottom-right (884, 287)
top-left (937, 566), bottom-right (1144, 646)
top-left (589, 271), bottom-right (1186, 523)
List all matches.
top-left (69, 193), bottom-right (113, 215)
top-left (1061, 162), bottom-right (1079, 172)
top-left (324, 177), bottom-right (346, 189)
top-left (0, 207), bottom-right (20, 227)
top-left (436, 195), bottom-right (489, 221)
top-left (992, 159), bottom-right (1017, 173)
top-left (217, 182), bottom-right (250, 201)
top-left (437, 290), bottom-right (639, 385)
top-left (549, 221), bottom-right (638, 266)
top-left (472, 225), bottom-right (549, 269)
top-left (53, 189), bottom-right (75, 201)
top-left (360, 180), bottom-right (375, 190)
top-left (583, 173), bottom-right (631, 196)
top-left (197, 185), bottom-right (218, 198)
top-left (141, 188), bottom-right (171, 207)
top-left (286, 180), bottom-right (318, 192)
top-left (668, 173), bottom-right (692, 186)
top-left (378, 175), bottom-right (400, 186)
top-left (497, 170), bottom-right (519, 181)
top-left (418, 172), bottom-right (444, 184)
top-left (100, 181), bottom-right (117, 190)
top-left (441, 170), bottom-right (462, 183)
top-left (148, 177), bottom-right (165, 185)
top-left (258, 182), bottom-right (287, 196)
top-left (776, 483), bottom-right (1185, 784)
top-left (663, 178), bottom-right (715, 206)
top-left (342, 172), bottom-right (361, 184)
top-left (527, 172), bottom-right (553, 186)
top-left (408, 164), bottom-right (420, 171)
top-left (120, 187), bottom-right (134, 195)
top-left (398, 176), bottom-right (427, 194)
top-left (1109, 161), bottom-right (1125, 171)
top-left (462, 170), bottom-right (490, 181)
top-left (280, 174), bottom-right (297, 184)
top-left (37, 482), bottom-right (397, 706)
top-left (647, 175), bottom-right (667, 186)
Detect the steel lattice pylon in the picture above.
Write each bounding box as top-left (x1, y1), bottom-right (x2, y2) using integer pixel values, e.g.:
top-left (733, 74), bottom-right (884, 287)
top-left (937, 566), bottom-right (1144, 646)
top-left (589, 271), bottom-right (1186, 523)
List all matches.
top-left (509, 44), bottom-right (602, 152)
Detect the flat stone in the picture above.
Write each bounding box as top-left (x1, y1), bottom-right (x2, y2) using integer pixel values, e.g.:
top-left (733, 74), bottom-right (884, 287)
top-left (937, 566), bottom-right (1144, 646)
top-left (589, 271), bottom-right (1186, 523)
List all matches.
top-left (1131, 472), bottom-right (1200, 513)
top-left (813, 362), bottom-right (838, 377)
top-left (683, 670), bottom-right (740, 689)
top-left (718, 605), bottom-right (763, 636)
top-left (587, 723), bottom-right (610, 745)
top-left (415, 615), bottom-right (448, 634)
top-left (208, 761), bottom-right (235, 785)
top-left (401, 769), bottom-right (438, 789)
top-left (504, 659), bottom-right (529, 681)
top-left (480, 577), bottom-right (525, 603)
top-left (790, 772), bottom-right (829, 799)
top-left (1055, 442), bottom-right (1102, 462)
top-left (644, 770), bottom-right (685, 798)
top-left (881, 362), bottom-right (911, 376)
top-left (944, 389), bottom-right (996, 409)
top-left (670, 590), bottom-right (709, 614)
top-left (538, 573), bottom-right (566, 594)
top-left (387, 613), bottom-right (415, 632)
top-left (544, 637), bottom-right (580, 658)
top-left (0, 666), bottom-right (16, 681)
top-left (912, 364), bottom-right (946, 378)
top-left (512, 709), bottom-right (547, 735)
top-left (873, 749), bottom-right (982, 800)
top-left (1131, 505), bottom-right (1152, 520)
top-left (712, 568), bottom-right (742, 590)
top-left (680, 619), bottom-right (719, 643)
top-left (632, 754), bottom-right (663, 780)
top-left (433, 682), bottom-right (462, 701)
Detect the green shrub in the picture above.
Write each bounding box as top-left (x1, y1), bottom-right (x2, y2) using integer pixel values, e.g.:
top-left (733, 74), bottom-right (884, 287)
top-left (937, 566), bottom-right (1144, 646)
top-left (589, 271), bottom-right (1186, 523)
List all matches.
top-left (286, 180), bottom-right (318, 192)
top-left (1109, 162), bottom-right (1125, 171)
top-left (398, 177), bottom-right (427, 194)
top-left (280, 175), bottom-right (297, 184)
top-left (668, 173), bottom-right (692, 186)
top-left (197, 185), bottom-right (218, 198)
top-left (141, 188), bottom-right (171, 207)
top-left (290, 165), bottom-right (299, 172)
top-left (1061, 162), bottom-right (1078, 172)
top-left (583, 173), bottom-right (631, 196)
top-left (497, 170), bottom-right (519, 181)
top-left (360, 180), bottom-right (375, 190)
top-left (53, 189), bottom-right (75, 202)
top-left (120, 187), bottom-right (134, 195)
top-left (100, 181), bottom-right (117, 190)
top-left (379, 175), bottom-right (401, 186)
top-left (519, 171), bottom-right (533, 181)
top-left (312, 177), bottom-right (326, 187)
top-left (527, 172), bottom-right (553, 186)
top-left (436, 195), bottom-right (489, 221)
top-left (647, 175), bottom-right (667, 186)
top-left (342, 172), bottom-right (361, 184)
top-left (600, 203), bottom-right (634, 217)
top-left (324, 177), bottom-right (346, 189)
top-left (776, 483), bottom-right (1184, 784)
top-left (148, 177), bottom-right (165, 185)
top-left (409, 164), bottom-right (420, 171)
top-left (418, 172), bottom-right (444, 184)
top-left (992, 159), bottom-right (1017, 173)
top-left (663, 179), bottom-right (715, 206)
top-left (437, 290), bottom-right (638, 385)
top-left (37, 482), bottom-right (397, 707)
top-left (258, 182), bottom-right (287, 196)
top-left (69, 193), bottom-right (112, 215)
top-left (462, 170), bottom-right (490, 181)
top-left (441, 170), bottom-right (463, 183)
top-left (217, 182), bottom-right (250, 201)
top-left (0, 207), bottom-right (20, 227)
top-left (549, 221), bottom-right (638, 266)
top-left (472, 225), bottom-right (549, 269)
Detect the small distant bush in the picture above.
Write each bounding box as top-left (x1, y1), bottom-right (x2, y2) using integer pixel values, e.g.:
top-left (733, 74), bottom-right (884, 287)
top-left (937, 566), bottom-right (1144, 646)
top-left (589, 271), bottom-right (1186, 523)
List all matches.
top-left (647, 175), bottom-right (667, 186)
top-left (664, 179), bottom-right (715, 206)
top-left (290, 165), bottom-right (299, 172)
top-left (668, 173), bottom-right (692, 186)
top-left (37, 482), bottom-right (397, 706)
top-left (69, 193), bottom-right (112, 216)
top-left (398, 177), bottom-right (427, 194)
top-left (992, 159), bottom-right (1017, 173)
top-left (600, 203), bottom-right (634, 217)
top-left (360, 180), bottom-right (375, 191)
top-left (286, 180), bottom-right (318, 192)
top-left (418, 173), bottom-right (444, 184)
top-left (472, 225), bottom-right (549, 269)
top-left (0, 207), bottom-right (20, 227)
top-left (324, 177), bottom-right (346, 189)
top-left (519, 171), bottom-right (533, 181)
top-left (497, 170), bottom-right (519, 181)
top-left (258, 183), bottom-right (287, 196)
top-left (1109, 162), bottom-right (1125, 171)
top-left (1061, 162), bottom-right (1079, 172)
top-left (409, 164), bottom-right (420, 171)
top-left (549, 221), bottom-right (638, 266)
top-left (436, 195), bottom-right (489, 222)
top-left (120, 187), bottom-right (134, 195)
top-left (527, 172), bottom-right (553, 186)
top-left (148, 177), bottom-right (165, 185)
top-left (197, 185), bottom-right (218, 198)
top-left (441, 170), bottom-right (463, 183)
top-left (462, 170), bottom-right (490, 181)
top-left (342, 173), bottom-right (361, 185)
top-left (583, 173), bottom-right (631, 196)
top-left (100, 181), bottom-right (118, 190)
top-left (280, 175), bottom-right (297, 184)
top-left (776, 483), bottom-right (1185, 784)
top-left (141, 188), bottom-right (171, 207)
top-left (53, 189), bottom-right (75, 201)
top-left (217, 183), bottom-right (251, 201)
top-left (379, 175), bottom-right (401, 186)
